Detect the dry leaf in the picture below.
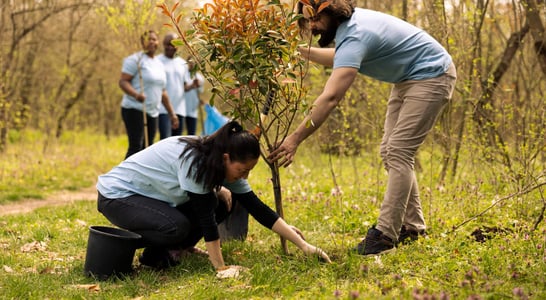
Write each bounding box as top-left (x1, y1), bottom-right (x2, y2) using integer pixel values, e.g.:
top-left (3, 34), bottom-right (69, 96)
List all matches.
top-left (216, 265), bottom-right (247, 279)
top-left (3, 265), bottom-right (13, 273)
top-left (20, 241), bottom-right (47, 252)
top-left (70, 284), bottom-right (101, 292)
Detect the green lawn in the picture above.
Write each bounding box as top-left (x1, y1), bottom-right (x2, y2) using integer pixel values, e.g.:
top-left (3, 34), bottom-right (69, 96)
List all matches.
top-left (0, 130), bottom-right (544, 299)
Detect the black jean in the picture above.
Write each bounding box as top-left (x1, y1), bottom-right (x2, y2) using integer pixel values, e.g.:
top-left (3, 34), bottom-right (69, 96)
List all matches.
top-left (97, 192), bottom-right (230, 249)
top-left (121, 107), bottom-right (158, 159)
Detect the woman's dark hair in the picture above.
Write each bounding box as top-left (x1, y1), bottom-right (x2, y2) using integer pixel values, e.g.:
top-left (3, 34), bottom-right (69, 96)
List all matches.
top-left (179, 121), bottom-right (260, 190)
top-left (140, 30), bottom-right (158, 46)
top-left (297, 0), bottom-right (354, 37)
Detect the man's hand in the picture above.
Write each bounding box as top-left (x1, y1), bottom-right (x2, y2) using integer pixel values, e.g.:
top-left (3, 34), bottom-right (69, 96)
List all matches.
top-left (170, 114), bottom-right (179, 130)
top-left (267, 135), bottom-right (299, 167)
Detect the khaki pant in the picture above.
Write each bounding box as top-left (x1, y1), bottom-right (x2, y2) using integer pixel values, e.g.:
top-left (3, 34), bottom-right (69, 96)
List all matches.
top-left (376, 64), bottom-right (457, 240)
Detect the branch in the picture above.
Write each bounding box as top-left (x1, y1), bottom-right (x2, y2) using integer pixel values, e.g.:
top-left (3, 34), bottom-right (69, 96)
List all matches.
top-left (451, 180), bottom-right (546, 231)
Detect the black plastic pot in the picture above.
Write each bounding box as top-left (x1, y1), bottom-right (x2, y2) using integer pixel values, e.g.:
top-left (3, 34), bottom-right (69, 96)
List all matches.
top-left (84, 226), bottom-right (142, 280)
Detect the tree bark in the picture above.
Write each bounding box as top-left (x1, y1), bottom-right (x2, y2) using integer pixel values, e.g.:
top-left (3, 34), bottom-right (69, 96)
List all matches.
top-left (473, 24), bottom-right (530, 169)
top-left (521, 0), bottom-right (546, 74)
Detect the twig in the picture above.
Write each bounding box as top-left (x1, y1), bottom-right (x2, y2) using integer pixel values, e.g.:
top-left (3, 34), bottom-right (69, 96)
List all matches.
top-left (451, 181), bottom-right (546, 231)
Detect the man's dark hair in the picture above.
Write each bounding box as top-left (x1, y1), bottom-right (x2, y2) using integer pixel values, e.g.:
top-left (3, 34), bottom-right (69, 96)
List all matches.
top-left (296, 0), bottom-right (355, 37)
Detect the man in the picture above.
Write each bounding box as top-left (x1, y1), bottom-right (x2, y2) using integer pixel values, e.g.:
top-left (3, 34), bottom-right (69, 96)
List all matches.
top-left (157, 32), bottom-right (189, 139)
top-left (183, 56), bottom-right (205, 135)
top-left (268, 0), bottom-right (457, 255)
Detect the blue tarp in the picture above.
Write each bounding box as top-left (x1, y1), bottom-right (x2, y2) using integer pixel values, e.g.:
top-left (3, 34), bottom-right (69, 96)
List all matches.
top-left (203, 104), bottom-right (229, 135)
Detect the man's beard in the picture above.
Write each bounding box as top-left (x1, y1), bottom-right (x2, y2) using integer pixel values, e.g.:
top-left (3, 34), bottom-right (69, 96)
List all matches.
top-left (316, 25), bottom-right (337, 47)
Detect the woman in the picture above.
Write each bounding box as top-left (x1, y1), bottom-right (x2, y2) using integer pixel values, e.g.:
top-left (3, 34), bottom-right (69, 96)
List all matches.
top-left (119, 30), bottom-right (179, 158)
top-left (96, 121), bottom-right (331, 274)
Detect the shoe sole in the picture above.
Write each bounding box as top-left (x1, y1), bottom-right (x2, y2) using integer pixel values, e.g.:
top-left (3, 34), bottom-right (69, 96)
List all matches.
top-left (363, 247), bottom-right (396, 257)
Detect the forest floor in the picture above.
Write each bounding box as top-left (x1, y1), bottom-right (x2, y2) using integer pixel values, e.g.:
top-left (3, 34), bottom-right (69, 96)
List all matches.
top-left (0, 185), bottom-right (97, 216)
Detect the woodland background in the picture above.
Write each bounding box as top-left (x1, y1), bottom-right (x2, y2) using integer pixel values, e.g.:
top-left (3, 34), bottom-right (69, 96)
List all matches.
top-left (1, 1), bottom-right (546, 298)
top-left (1, 0), bottom-right (545, 207)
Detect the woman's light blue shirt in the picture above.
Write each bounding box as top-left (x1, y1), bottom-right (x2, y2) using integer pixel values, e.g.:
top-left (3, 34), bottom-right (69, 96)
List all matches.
top-left (120, 52), bottom-right (167, 117)
top-left (96, 136), bottom-right (251, 207)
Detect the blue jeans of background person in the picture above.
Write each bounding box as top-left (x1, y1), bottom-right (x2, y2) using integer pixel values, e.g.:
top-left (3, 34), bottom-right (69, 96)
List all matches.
top-left (376, 63), bottom-right (457, 240)
top-left (97, 192), bottom-right (230, 249)
top-left (158, 113), bottom-right (183, 139)
top-left (121, 107), bottom-right (157, 159)
top-left (184, 116), bottom-right (198, 135)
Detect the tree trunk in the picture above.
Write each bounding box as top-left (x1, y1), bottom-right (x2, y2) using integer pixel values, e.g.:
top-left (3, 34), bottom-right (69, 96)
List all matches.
top-left (270, 163), bottom-right (288, 254)
top-left (473, 24), bottom-right (530, 169)
top-left (521, 0), bottom-right (546, 74)
top-left (55, 77), bottom-right (89, 138)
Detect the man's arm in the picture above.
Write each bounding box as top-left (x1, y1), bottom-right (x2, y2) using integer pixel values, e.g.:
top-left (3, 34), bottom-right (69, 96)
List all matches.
top-left (299, 47), bottom-right (335, 67)
top-left (268, 67), bottom-right (358, 167)
top-left (161, 91), bottom-right (179, 129)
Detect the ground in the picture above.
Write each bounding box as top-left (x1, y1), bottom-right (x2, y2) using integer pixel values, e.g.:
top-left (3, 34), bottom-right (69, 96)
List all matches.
top-left (0, 186), bottom-right (97, 216)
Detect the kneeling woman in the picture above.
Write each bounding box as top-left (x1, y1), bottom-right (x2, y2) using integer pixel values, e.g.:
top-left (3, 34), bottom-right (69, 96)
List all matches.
top-left (96, 121), bottom-right (330, 274)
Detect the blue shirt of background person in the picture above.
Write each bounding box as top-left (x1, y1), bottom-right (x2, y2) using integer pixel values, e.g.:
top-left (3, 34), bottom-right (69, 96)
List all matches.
top-left (334, 8), bottom-right (452, 83)
top-left (118, 30), bottom-right (179, 159)
top-left (157, 33), bottom-right (189, 139)
top-left (183, 57), bottom-right (205, 135)
top-left (120, 50), bottom-right (167, 117)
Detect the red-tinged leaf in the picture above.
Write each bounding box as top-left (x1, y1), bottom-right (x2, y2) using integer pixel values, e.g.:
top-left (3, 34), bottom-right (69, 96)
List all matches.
top-left (229, 88), bottom-right (241, 95)
top-left (302, 5), bottom-right (315, 19)
top-left (176, 13), bottom-right (183, 24)
top-left (156, 3), bottom-right (169, 15)
top-left (299, 0), bottom-right (312, 6)
top-left (163, 23), bottom-right (174, 29)
top-left (281, 78), bottom-right (296, 84)
top-left (317, 1), bottom-right (330, 14)
top-left (203, 3), bottom-right (215, 13)
top-left (171, 2), bottom-right (180, 12)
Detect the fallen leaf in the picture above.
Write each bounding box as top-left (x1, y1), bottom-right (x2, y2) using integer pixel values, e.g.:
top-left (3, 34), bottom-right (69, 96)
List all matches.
top-left (21, 241), bottom-right (47, 252)
top-left (3, 265), bottom-right (13, 273)
top-left (70, 284), bottom-right (101, 292)
top-left (216, 265), bottom-right (248, 279)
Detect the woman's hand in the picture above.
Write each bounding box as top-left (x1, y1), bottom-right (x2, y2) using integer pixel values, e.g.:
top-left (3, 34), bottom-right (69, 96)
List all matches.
top-left (300, 243), bottom-right (332, 263)
top-left (216, 186), bottom-right (232, 211)
top-left (271, 219), bottom-right (332, 263)
top-left (289, 225), bottom-right (305, 241)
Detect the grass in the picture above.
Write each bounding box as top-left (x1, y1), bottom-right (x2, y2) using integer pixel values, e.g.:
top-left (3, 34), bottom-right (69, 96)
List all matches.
top-left (0, 129), bottom-right (545, 299)
top-left (0, 130), bottom-right (127, 204)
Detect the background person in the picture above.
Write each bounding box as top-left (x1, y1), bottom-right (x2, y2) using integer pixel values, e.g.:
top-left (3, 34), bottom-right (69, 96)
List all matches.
top-left (269, 0), bottom-right (457, 255)
top-left (158, 32), bottom-right (187, 139)
top-left (183, 56), bottom-right (205, 135)
top-left (119, 30), bottom-right (179, 158)
top-left (96, 121), bottom-right (331, 273)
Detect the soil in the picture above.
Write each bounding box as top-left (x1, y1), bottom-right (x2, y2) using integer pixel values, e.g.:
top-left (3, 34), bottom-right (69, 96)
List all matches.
top-left (0, 185), bottom-right (97, 216)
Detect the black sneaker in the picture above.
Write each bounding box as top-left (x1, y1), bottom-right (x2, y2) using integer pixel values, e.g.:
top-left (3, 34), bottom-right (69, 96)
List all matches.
top-left (138, 247), bottom-right (180, 270)
top-left (398, 225), bottom-right (427, 244)
top-left (355, 227), bottom-right (395, 255)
